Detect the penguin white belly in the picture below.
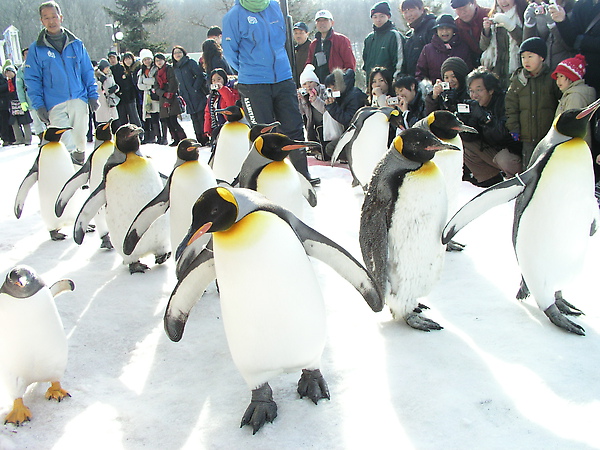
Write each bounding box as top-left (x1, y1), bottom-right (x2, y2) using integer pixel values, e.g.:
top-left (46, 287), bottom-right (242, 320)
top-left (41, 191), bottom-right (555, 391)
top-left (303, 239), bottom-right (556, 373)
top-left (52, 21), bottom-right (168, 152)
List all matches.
top-left (90, 142), bottom-right (115, 237)
top-left (256, 160), bottom-right (305, 218)
top-left (213, 211), bottom-right (326, 389)
top-left (351, 114), bottom-right (389, 187)
top-left (386, 163), bottom-right (447, 319)
top-left (515, 140), bottom-right (595, 310)
top-left (0, 291), bottom-right (67, 399)
top-left (211, 122), bottom-right (250, 183)
top-left (169, 161), bottom-right (216, 249)
top-left (433, 135), bottom-right (463, 216)
top-left (38, 143), bottom-right (77, 230)
top-left (106, 156), bottom-right (169, 263)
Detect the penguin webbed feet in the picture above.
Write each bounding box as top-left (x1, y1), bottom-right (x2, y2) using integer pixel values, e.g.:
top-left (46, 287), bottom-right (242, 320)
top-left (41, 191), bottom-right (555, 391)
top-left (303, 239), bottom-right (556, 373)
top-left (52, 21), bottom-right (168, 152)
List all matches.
top-left (405, 310), bottom-right (443, 332)
top-left (155, 252), bottom-right (171, 265)
top-left (49, 229), bottom-right (67, 241)
top-left (445, 240), bottom-right (465, 252)
top-left (516, 278), bottom-right (530, 300)
top-left (45, 381), bottom-right (71, 402)
top-left (100, 233), bottom-right (113, 250)
top-left (554, 291), bottom-right (584, 316)
top-left (297, 368), bottom-right (330, 405)
top-left (129, 261), bottom-right (150, 274)
top-left (85, 224), bottom-right (96, 233)
top-left (544, 304), bottom-right (585, 336)
top-left (4, 398), bottom-right (31, 426)
top-left (241, 383), bottom-right (277, 435)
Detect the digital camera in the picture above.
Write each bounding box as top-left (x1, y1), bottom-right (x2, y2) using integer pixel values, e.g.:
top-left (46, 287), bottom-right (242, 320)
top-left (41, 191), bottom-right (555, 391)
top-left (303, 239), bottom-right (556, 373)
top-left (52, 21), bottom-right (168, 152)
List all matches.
top-left (325, 88), bottom-right (341, 98)
top-left (387, 97), bottom-right (399, 105)
top-left (299, 88), bottom-right (308, 96)
top-left (210, 83), bottom-right (221, 91)
top-left (440, 82), bottom-right (450, 90)
top-left (534, 3), bottom-right (547, 14)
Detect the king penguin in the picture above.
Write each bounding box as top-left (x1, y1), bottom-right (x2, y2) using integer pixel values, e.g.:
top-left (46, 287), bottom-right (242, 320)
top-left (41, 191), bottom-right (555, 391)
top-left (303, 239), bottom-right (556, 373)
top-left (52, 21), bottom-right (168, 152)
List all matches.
top-left (14, 127), bottom-right (77, 241)
top-left (413, 111), bottom-right (477, 251)
top-left (360, 128), bottom-right (460, 331)
top-left (0, 265), bottom-right (74, 426)
top-left (235, 133), bottom-right (321, 218)
top-left (55, 120), bottom-right (116, 249)
top-left (443, 99), bottom-right (600, 335)
top-left (331, 106), bottom-right (401, 190)
top-left (209, 105), bottom-right (251, 183)
top-left (166, 186), bottom-right (382, 434)
top-left (73, 124), bottom-right (171, 274)
top-left (123, 138), bottom-right (217, 257)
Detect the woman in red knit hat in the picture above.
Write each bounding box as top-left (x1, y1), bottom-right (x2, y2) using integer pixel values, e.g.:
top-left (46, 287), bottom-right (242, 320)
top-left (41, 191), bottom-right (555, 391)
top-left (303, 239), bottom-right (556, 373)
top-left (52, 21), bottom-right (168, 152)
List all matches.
top-left (552, 54), bottom-right (596, 147)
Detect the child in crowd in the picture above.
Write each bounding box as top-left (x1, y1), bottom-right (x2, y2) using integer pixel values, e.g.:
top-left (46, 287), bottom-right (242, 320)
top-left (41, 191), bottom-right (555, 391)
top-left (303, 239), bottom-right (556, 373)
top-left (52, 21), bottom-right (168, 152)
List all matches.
top-left (95, 58), bottom-right (119, 124)
top-left (506, 36), bottom-right (561, 168)
top-left (203, 68), bottom-right (239, 143)
top-left (368, 66), bottom-right (394, 107)
top-left (297, 64), bottom-right (327, 151)
top-left (552, 54), bottom-right (596, 147)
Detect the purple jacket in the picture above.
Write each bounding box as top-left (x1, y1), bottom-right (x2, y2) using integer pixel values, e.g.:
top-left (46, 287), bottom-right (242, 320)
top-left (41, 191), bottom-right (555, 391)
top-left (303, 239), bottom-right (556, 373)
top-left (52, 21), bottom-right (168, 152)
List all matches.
top-left (415, 34), bottom-right (472, 82)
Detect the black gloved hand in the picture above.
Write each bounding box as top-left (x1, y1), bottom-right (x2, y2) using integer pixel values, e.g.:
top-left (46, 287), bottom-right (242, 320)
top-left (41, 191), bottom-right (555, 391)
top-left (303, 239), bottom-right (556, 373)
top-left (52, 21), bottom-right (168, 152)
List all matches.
top-left (107, 85), bottom-right (118, 94)
top-left (468, 100), bottom-right (491, 125)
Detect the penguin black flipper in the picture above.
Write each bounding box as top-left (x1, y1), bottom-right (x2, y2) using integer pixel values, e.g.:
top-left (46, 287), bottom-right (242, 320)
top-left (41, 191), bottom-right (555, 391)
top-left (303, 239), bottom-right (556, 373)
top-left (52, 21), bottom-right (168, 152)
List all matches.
top-left (298, 174), bottom-right (317, 207)
top-left (270, 205), bottom-right (383, 312)
top-left (14, 154), bottom-right (40, 219)
top-left (123, 178), bottom-right (172, 256)
top-left (73, 182), bottom-right (107, 245)
top-left (55, 150), bottom-right (94, 217)
top-left (442, 167), bottom-right (540, 245)
top-left (49, 279), bottom-right (75, 297)
top-left (165, 245), bottom-right (216, 342)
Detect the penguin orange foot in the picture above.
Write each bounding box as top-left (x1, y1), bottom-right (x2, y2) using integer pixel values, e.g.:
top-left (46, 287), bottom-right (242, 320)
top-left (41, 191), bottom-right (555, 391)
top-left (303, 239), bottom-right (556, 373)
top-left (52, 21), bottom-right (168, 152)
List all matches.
top-left (240, 383), bottom-right (277, 435)
top-left (49, 230), bottom-right (67, 241)
top-left (297, 369), bottom-right (330, 404)
top-left (45, 381), bottom-right (71, 401)
top-left (4, 398), bottom-right (32, 426)
top-left (129, 261), bottom-right (150, 274)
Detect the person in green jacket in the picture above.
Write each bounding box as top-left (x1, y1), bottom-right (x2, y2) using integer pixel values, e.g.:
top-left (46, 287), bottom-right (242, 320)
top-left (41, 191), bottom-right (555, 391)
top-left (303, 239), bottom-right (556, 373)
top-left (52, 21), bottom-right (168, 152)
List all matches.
top-left (363, 2), bottom-right (404, 79)
top-left (506, 37), bottom-right (562, 168)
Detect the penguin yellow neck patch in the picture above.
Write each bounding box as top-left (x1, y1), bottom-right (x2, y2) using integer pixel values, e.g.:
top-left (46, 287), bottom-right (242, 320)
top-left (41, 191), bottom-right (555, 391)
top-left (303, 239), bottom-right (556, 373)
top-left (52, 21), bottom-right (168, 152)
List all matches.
top-left (214, 210), bottom-right (269, 248)
top-left (416, 161), bottom-right (441, 177)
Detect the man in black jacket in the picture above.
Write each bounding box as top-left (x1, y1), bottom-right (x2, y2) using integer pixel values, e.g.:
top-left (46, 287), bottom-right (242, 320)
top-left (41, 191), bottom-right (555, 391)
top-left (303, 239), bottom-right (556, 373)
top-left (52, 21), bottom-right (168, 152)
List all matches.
top-left (459, 67), bottom-right (522, 187)
top-left (401, 0), bottom-right (436, 76)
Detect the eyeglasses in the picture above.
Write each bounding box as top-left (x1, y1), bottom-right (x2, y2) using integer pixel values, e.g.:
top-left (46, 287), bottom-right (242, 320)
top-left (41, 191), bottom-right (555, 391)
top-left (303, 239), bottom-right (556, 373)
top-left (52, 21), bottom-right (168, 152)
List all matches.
top-left (468, 88), bottom-right (487, 95)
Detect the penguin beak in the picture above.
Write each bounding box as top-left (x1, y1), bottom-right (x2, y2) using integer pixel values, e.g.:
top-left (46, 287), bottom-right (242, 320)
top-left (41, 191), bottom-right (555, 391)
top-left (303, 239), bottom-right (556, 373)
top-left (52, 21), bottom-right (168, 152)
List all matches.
top-left (425, 143), bottom-right (460, 152)
top-left (261, 121), bottom-right (281, 133)
top-left (187, 223), bottom-right (212, 246)
top-left (175, 222), bottom-right (213, 276)
top-left (186, 143), bottom-right (202, 152)
top-left (576, 98), bottom-right (600, 120)
top-left (453, 124), bottom-right (478, 134)
top-left (282, 141), bottom-right (321, 151)
top-left (216, 109), bottom-right (230, 116)
top-left (131, 127), bottom-right (144, 136)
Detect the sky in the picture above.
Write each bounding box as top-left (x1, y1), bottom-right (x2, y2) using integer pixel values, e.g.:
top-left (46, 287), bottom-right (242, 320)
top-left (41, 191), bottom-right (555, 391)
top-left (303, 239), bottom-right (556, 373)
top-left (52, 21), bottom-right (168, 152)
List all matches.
top-left (0, 119), bottom-right (599, 449)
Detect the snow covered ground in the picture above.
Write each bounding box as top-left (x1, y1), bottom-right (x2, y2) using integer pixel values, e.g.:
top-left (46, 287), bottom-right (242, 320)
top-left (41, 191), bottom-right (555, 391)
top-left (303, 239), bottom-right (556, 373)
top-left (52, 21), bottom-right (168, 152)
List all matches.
top-left (1, 120), bottom-right (599, 449)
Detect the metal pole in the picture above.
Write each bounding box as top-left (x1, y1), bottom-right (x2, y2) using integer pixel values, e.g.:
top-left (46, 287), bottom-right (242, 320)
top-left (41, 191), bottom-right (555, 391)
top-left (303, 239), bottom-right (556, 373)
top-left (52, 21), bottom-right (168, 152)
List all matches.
top-left (279, 0), bottom-right (296, 83)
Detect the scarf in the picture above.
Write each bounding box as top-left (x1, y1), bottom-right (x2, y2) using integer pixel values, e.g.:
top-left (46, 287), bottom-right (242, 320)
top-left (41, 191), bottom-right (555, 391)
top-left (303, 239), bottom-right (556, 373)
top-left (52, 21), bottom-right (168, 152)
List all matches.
top-left (373, 20), bottom-right (394, 33)
top-left (156, 65), bottom-right (168, 89)
top-left (7, 78), bottom-right (15, 92)
top-left (240, 0), bottom-right (269, 13)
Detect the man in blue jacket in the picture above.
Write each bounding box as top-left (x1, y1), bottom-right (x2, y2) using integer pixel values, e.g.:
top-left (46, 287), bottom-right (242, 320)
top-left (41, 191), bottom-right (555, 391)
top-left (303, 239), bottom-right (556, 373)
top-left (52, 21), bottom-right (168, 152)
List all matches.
top-left (25, 1), bottom-right (99, 164)
top-left (222, 0), bottom-right (317, 184)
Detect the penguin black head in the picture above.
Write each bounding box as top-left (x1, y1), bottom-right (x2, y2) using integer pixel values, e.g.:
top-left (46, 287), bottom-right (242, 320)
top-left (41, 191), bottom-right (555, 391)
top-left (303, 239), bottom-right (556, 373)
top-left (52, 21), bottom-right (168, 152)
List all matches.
top-left (43, 127), bottom-right (72, 143)
top-left (249, 121), bottom-right (281, 142)
top-left (555, 98), bottom-right (600, 138)
top-left (216, 105), bottom-right (244, 122)
top-left (176, 138), bottom-right (201, 162)
top-left (427, 111), bottom-right (477, 140)
top-left (254, 133), bottom-right (321, 162)
top-left (0, 265), bottom-right (45, 298)
top-left (393, 128), bottom-right (460, 163)
top-left (94, 120), bottom-right (114, 142)
top-left (115, 124), bottom-right (143, 154)
top-left (176, 187), bottom-right (238, 260)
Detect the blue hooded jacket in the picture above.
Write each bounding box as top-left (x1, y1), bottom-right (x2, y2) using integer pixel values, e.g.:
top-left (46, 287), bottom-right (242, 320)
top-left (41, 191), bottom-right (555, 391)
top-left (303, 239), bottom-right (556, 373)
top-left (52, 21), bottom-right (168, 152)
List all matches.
top-left (24, 28), bottom-right (98, 111)
top-left (222, 0), bottom-right (293, 84)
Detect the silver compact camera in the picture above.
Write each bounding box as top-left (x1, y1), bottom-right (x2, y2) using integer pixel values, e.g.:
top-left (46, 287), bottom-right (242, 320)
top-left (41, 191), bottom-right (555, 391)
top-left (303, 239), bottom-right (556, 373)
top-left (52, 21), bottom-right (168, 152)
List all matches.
top-left (325, 88), bottom-right (341, 99)
top-left (534, 3), bottom-right (547, 14)
top-left (210, 83), bottom-right (220, 91)
top-left (387, 96), bottom-right (399, 105)
top-left (440, 82), bottom-right (450, 90)
top-left (299, 88), bottom-right (308, 96)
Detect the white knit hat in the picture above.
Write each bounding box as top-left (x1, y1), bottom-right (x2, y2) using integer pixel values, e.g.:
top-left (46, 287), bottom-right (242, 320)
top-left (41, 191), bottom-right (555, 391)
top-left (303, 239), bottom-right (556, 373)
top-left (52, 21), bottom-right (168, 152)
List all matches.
top-left (300, 64), bottom-right (319, 85)
top-left (139, 49), bottom-right (153, 61)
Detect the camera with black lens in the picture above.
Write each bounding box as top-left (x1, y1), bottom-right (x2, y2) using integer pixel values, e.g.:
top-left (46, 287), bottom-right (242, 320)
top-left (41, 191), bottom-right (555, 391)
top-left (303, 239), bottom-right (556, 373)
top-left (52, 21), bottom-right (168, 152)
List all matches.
top-left (298, 88), bottom-right (308, 96)
top-left (534, 2), bottom-right (547, 14)
top-left (325, 88), bottom-right (340, 99)
top-left (210, 83), bottom-right (220, 91)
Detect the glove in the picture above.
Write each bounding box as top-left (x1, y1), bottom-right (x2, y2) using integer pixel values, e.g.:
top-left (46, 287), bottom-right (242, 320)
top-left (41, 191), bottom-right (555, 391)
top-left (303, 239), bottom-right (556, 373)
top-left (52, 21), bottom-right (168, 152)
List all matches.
top-left (163, 92), bottom-right (174, 99)
top-left (37, 107), bottom-right (50, 125)
top-left (469, 101), bottom-right (491, 124)
top-left (510, 132), bottom-right (520, 141)
top-left (88, 98), bottom-right (100, 112)
top-left (524, 3), bottom-right (537, 28)
top-left (150, 91), bottom-right (159, 101)
top-left (107, 85), bottom-right (118, 94)
top-left (162, 101), bottom-right (171, 109)
top-left (20, 102), bottom-right (29, 112)
top-left (98, 74), bottom-right (107, 84)
top-left (493, 12), bottom-right (517, 32)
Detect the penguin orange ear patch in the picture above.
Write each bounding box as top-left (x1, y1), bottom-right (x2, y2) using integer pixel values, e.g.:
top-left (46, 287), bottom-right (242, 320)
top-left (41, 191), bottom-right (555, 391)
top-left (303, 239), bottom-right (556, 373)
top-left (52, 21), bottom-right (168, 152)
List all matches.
top-left (393, 136), bottom-right (404, 154)
top-left (216, 187), bottom-right (237, 207)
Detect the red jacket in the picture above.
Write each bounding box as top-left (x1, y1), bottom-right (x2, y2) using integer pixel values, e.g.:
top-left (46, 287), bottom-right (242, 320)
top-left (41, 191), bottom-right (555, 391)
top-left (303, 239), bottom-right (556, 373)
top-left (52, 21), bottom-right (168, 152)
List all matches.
top-left (203, 86), bottom-right (240, 135)
top-left (305, 29), bottom-right (356, 75)
top-left (455, 4), bottom-right (491, 60)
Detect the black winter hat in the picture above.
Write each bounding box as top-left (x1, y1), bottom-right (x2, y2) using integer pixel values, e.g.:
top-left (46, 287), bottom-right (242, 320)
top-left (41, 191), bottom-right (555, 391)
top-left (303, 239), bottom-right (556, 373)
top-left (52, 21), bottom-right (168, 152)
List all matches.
top-left (98, 59), bottom-right (110, 72)
top-left (519, 37), bottom-right (547, 60)
top-left (441, 57), bottom-right (469, 81)
top-left (451, 0), bottom-right (474, 8)
top-left (433, 14), bottom-right (458, 31)
top-left (371, 1), bottom-right (391, 17)
top-left (293, 22), bottom-right (309, 33)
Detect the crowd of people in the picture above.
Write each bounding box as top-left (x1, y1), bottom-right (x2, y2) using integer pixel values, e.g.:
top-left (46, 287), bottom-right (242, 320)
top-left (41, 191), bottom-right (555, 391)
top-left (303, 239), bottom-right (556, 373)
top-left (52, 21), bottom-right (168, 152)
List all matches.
top-left (3, 0), bottom-right (600, 187)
